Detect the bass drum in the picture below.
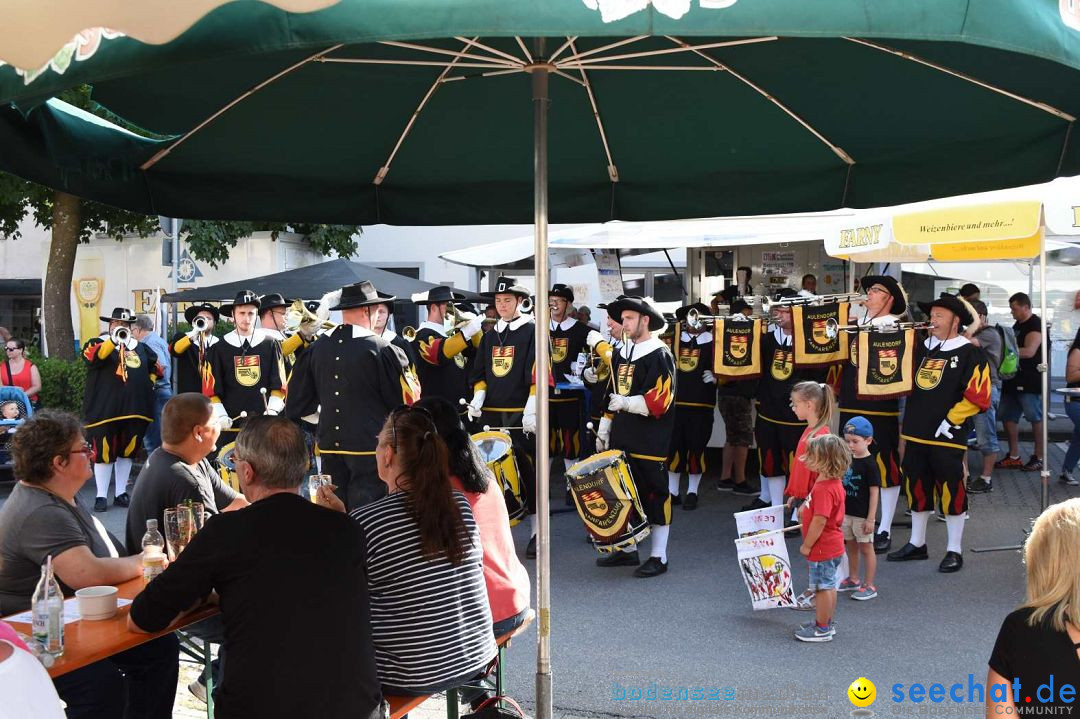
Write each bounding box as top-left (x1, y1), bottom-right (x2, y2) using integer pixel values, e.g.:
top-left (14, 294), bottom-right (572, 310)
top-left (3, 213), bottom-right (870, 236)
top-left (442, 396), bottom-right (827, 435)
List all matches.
top-left (566, 449), bottom-right (651, 554)
top-left (217, 441), bottom-right (240, 492)
top-left (470, 431), bottom-right (527, 526)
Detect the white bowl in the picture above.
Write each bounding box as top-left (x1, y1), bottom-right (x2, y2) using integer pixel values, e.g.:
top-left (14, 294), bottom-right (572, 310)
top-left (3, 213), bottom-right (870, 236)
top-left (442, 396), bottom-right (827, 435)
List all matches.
top-left (75, 585), bottom-right (118, 620)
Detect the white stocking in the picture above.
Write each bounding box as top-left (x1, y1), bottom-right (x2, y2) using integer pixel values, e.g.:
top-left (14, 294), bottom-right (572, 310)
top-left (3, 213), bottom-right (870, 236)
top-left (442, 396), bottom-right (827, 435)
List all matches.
top-left (945, 515), bottom-right (966, 554)
top-left (687, 473), bottom-right (702, 494)
top-left (767, 477), bottom-right (787, 507)
top-left (667, 472), bottom-right (681, 497)
top-left (113, 458), bottom-right (133, 496)
top-left (878, 486), bottom-right (901, 535)
top-left (909, 510), bottom-right (932, 548)
top-left (649, 524), bottom-right (670, 563)
top-left (93, 463), bottom-right (113, 499)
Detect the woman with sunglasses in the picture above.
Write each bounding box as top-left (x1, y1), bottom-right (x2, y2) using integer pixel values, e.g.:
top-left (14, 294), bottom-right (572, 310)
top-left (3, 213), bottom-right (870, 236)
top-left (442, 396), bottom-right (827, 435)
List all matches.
top-left (0, 410), bottom-right (179, 718)
top-left (317, 406), bottom-right (497, 696)
top-left (1, 338), bottom-right (41, 408)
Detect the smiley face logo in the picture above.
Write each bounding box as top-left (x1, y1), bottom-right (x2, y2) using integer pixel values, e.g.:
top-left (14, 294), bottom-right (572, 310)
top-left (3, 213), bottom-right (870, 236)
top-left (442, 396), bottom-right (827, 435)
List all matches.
top-left (848, 677), bottom-right (876, 708)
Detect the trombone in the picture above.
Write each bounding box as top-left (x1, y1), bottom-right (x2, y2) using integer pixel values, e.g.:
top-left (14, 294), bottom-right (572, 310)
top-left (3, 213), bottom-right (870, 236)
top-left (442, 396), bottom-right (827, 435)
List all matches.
top-left (760, 292), bottom-right (868, 314)
top-left (823, 317), bottom-right (934, 340)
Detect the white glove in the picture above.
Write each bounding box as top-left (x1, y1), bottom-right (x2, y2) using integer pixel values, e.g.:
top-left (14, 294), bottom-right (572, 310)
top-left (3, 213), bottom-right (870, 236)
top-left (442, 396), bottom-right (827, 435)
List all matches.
top-left (934, 419), bottom-right (957, 439)
top-left (211, 402), bottom-right (232, 431)
top-left (298, 317), bottom-right (321, 341)
top-left (522, 395), bottom-right (537, 436)
top-left (702, 370), bottom-right (716, 384)
top-left (462, 315), bottom-right (484, 340)
top-left (186, 329), bottom-right (203, 341)
top-left (467, 390), bottom-right (486, 421)
top-left (265, 395), bottom-right (285, 416)
top-left (607, 394), bottom-right (649, 416)
top-left (583, 366), bottom-right (599, 384)
top-left (586, 330), bottom-right (605, 350)
top-left (596, 416), bottom-right (612, 452)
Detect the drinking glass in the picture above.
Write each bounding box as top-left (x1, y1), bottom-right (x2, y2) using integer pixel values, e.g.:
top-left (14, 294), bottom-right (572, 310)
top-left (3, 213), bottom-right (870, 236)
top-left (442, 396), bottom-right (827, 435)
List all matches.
top-left (308, 474), bottom-right (332, 502)
top-left (163, 506), bottom-right (195, 561)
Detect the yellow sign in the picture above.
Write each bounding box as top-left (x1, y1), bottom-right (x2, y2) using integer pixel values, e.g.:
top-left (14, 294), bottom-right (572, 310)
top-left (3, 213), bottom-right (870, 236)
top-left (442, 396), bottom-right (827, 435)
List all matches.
top-left (893, 201), bottom-right (1042, 245)
top-left (931, 231), bottom-right (1042, 261)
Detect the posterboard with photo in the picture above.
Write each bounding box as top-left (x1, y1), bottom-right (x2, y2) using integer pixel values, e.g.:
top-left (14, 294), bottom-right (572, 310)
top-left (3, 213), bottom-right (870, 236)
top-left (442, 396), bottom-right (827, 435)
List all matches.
top-left (733, 504), bottom-right (786, 538)
top-left (734, 532), bottom-right (796, 610)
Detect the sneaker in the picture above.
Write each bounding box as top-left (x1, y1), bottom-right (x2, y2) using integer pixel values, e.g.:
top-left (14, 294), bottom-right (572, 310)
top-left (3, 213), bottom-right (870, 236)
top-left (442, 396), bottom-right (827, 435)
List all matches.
top-left (967, 477), bottom-right (993, 494)
top-left (1022, 456), bottom-right (1043, 472)
top-left (799, 619), bottom-right (838, 630)
top-left (852, 584), bottom-right (878, 601)
top-left (716, 478), bottom-right (735, 493)
top-left (731, 482), bottom-right (758, 496)
top-left (1060, 472), bottom-right (1080, 486)
top-left (837, 577), bottom-right (861, 592)
top-left (188, 680), bottom-right (207, 704)
top-left (113, 492), bottom-right (130, 507)
top-left (794, 623), bottom-right (835, 642)
top-left (994, 455), bottom-right (1023, 469)
top-left (93, 497), bottom-right (107, 513)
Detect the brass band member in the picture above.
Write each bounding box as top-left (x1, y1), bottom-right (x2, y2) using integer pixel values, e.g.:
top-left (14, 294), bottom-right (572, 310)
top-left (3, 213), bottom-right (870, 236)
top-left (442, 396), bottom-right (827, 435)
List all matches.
top-left (170, 303), bottom-right (219, 395)
top-left (286, 281), bottom-right (420, 510)
top-left (467, 277), bottom-right (539, 557)
top-left (888, 294), bottom-right (990, 573)
top-left (548, 284), bottom-right (591, 466)
top-left (410, 286), bottom-right (484, 403)
top-left (82, 307), bottom-right (163, 511)
top-left (587, 296), bottom-right (676, 578)
top-left (257, 292), bottom-right (313, 374)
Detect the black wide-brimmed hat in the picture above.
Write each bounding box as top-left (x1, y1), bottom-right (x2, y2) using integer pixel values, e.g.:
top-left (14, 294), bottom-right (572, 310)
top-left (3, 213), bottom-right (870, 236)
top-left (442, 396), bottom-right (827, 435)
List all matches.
top-left (304, 300), bottom-right (321, 314)
top-left (772, 287), bottom-right (799, 303)
top-left (330, 281), bottom-right (395, 311)
top-left (184, 303), bottom-right (220, 324)
top-left (413, 285), bottom-right (466, 305)
top-left (674, 302), bottom-right (710, 323)
top-left (219, 290), bottom-right (261, 318)
top-left (99, 307), bottom-right (135, 323)
top-left (713, 286), bottom-right (741, 304)
top-left (606, 295), bottom-right (666, 331)
top-left (550, 283), bottom-right (575, 302)
top-left (860, 275), bottom-right (908, 314)
top-left (258, 293), bottom-right (292, 312)
top-left (918, 293), bottom-right (976, 327)
top-left (483, 276), bottom-right (530, 299)
top-left (597, 295), bottom-right (626, 322)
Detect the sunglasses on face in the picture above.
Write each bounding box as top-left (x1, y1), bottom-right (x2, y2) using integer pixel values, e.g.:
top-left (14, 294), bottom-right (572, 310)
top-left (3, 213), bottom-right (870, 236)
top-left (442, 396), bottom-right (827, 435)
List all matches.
top-left (5, 346), bottom-right (19, 352)
top-left (68, 441), bottom-right (96, 461)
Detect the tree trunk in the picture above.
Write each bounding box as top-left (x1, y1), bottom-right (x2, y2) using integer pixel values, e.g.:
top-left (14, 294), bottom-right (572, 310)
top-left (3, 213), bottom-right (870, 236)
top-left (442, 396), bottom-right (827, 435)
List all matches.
top-left (43, 191), bottom-right (81, 360)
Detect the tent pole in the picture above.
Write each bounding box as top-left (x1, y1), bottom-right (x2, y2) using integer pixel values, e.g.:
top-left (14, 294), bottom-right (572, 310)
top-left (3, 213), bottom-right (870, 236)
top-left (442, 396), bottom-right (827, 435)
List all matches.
top-left (531, 50), bottom-right (554, 719)
top-left (1039, 239), bottom-right (1049, 514)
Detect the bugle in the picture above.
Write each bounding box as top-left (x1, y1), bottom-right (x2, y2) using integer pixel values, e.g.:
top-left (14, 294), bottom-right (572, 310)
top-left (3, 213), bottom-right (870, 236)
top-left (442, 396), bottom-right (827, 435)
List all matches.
top-left (760, 293), bottom-right (868, 314)
top-left (110, 326), bottom-right (130, 344)
top-left (401, 326), bottom-right (418, 342)
top-left (284, 298), bottom-right (337, 334)
top-left (823, 317), bottom-right (934, 340)
top-left (192, 316), bottom-right (211, 332)
top-left (682, 307), bottom-right (764, 330)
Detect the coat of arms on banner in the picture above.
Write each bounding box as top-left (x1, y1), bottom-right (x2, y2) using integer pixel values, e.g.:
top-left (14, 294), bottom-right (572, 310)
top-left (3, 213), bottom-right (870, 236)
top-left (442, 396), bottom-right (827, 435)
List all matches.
top-left (677, 347), bottom-right (700, 372)
top-left (234, 355), bottom-right (261, 387)
top-left (616, 363), bottom-right (635, 395)
top-left (916, 357), bottom-right (946, 390)
top-left (552, 337), bottom-right (568, 364)
top-left (492, 346), bottom-right (515, 377)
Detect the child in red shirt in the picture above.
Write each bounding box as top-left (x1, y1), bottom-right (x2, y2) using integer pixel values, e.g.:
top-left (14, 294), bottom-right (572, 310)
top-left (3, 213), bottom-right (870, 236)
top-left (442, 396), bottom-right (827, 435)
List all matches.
top-left (785, 381), bottom-right (837, 501)
top-left (794, 434), bottom-right (850, 643)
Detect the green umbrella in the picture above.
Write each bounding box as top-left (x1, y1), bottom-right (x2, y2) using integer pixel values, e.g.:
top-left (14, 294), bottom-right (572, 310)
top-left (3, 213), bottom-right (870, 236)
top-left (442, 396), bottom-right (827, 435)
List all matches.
top-left (4, 3), bottom-right (1080, 714)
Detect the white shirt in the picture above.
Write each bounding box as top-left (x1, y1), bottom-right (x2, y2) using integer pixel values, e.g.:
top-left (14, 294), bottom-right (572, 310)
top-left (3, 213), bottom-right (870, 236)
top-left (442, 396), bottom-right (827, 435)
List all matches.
top-left (0, 640), bottom-right (65, 719)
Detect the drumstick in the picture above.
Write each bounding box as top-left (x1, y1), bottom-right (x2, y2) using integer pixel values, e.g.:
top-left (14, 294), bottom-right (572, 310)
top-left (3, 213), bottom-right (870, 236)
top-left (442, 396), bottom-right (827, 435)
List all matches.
top-left (483, 425), bottom-right (523, 431)
top-left (585, 421), bottom-right (596, 438)
top-left (259, 387), bottom-right (269, 411)
top-left (228, 410), bottom-right (248, 422)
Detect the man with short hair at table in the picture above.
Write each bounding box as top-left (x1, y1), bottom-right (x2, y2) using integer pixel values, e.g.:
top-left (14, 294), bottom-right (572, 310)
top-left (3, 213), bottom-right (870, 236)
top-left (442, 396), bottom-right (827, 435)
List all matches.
top-left (124, 392), bottom-right (249, 703)
top-left (129, 416), bottom-right (385, 719)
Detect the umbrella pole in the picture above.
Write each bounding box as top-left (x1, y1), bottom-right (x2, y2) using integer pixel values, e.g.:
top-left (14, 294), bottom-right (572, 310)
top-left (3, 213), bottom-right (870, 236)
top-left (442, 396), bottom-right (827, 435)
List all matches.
top-left (1039, 239), bottom-right (1049, 514)
top-left (531, 54), bottom-right (554, 719)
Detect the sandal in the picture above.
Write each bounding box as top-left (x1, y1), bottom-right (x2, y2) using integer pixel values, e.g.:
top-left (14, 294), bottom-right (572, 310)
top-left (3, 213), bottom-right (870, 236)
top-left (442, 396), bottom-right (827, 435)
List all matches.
top-left (792, 589), bottom-right (816, 611)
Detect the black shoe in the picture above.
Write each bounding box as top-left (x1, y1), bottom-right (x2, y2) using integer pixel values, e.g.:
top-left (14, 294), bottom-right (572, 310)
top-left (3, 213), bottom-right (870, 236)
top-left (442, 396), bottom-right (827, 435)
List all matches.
top-left (731, 482), bottom-right (758, 496)
top-left (113, 492), bottom-right (130, 507)
top-left (939, 551), bottom-right (964, 573)
top-left (633, 557), bottom-right (668, 578)
top-left (887, 542), bottom-right (929, 562)
top-left (967, 477), bottom-right (992, 494)
top-left (683, 492), bottom-right (699, 510)
top-left (1022, 456), bottom-right (1043, 472)
top-left (716, 478), bottom-right (735, 493)
top-left (783, 518), bottom-right (800, 536)
top-left (526, 535), bottom-right (536, 559)
top-left (93, 497), bottom-right (107, 512)
top-left (873, 531), bottom-right (892, 554)
top-left (671, 494), bottom-right (682, 506)
top-left (597, 550), bottom-right (639, 568)
top-left (741, 497), bottom-right (769, 512)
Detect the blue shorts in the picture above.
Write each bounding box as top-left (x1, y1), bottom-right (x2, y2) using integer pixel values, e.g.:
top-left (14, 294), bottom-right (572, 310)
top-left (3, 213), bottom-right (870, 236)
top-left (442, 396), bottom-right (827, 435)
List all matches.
top-left (1000, 390), bottom-right (1043, 424)
top-left (808, 555), bottom-right (842, 591)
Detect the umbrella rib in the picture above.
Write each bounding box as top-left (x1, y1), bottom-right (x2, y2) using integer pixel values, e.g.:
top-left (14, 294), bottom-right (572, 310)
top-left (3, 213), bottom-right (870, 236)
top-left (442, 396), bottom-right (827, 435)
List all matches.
top-left (557, 36), bottom-right (649, 64)
top-left (547, 37), bottom-right (578, 64)
top-left (561, 37), bottom-right (777, 67)
top-left (140, 43), bottom-right (345, 171)
top-left (444, 68), bottom-right (526, 83)
top-left (550, 70), bottom-right (586, 87)
top-left (665, 36), bottom-right (854, 166)
top-left (556, 64), bottom-right (724, 71)
top-left (374, 37), bottom-right (491, 186)
top-left (568, 38), bottom-right (618, 183)
top-left (319, 58), bottom-right (514, 69)
top-left (844, 37), bottom-right (1076, 122)
top-left (378, 40), bottom-right (521, 68)
top-left (514, 36), bottom-right (533, 62)
top-left (452, 37), bottom-right (530, 66)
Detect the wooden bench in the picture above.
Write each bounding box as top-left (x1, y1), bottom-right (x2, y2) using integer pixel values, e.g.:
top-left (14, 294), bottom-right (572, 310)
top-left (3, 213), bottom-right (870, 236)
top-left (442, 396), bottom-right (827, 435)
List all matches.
top-left (387, 609), bottom-right (535, 719)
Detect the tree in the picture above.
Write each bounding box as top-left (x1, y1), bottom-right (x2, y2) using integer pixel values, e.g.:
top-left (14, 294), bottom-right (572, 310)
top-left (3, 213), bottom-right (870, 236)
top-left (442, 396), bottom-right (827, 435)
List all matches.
top-left (0, 90), bottom-right (360, 359)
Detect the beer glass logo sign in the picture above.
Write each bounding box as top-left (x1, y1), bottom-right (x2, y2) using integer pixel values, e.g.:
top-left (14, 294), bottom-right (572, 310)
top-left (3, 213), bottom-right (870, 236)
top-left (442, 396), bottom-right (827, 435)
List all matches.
top-left (581, 0), bottom-right (737, 23)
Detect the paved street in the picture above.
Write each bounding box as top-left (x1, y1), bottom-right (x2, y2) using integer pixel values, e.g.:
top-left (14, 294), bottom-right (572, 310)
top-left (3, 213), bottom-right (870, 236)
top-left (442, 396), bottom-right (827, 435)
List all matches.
top-left (3, 440), bottom-right (1077, 718)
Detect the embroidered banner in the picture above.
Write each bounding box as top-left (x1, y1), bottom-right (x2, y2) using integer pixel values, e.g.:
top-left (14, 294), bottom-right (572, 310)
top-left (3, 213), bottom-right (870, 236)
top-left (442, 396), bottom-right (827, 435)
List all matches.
top-left (712, 318), bottom-right (762, 380)
top-left (856, 328), bottom-right (915, 400)
top-left (792, 302), bottom-right (850, 366)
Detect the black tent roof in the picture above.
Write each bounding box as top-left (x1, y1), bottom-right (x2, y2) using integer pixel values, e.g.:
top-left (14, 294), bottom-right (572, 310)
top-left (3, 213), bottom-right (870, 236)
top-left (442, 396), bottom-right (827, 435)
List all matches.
top-left (161, 258), bottom-right (482, 303)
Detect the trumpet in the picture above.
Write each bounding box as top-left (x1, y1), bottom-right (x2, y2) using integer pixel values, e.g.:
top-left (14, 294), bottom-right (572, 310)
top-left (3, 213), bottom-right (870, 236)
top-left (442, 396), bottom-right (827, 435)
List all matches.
top-left (760, 293), bottom-right (867, 314)
top-left (192, 316), bottom-right (211, 332)
top-left (110, 326), bottom-right (130, 344)
top-left (823, 317), bottom-right (934, 340)
top-left (402, 326), bottom-right (418, 342)
top-left (284, 298), bottom-right (337, 335)
top-left (682, 308), bottom-right (764, 330)
top-left (520, 296), bottom-right (533, 314)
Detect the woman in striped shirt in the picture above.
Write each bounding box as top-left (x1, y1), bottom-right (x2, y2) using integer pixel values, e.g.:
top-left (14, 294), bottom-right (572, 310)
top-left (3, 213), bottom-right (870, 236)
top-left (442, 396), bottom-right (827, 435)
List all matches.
top-left (318, 406), bottom-right (496, 695)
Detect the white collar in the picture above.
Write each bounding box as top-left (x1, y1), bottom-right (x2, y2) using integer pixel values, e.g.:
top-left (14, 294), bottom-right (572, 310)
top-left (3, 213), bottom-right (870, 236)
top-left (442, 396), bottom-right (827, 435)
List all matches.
top-left (496, 314), bottom-right (532, 332)
top-left (261, 328), bottom-right (286, 341)
top-left (924, 335), bottom-right (971, 352)
top-left (223, 329), bottom-right (269, 348)
top-left (195, 333), bottom-right (219, 346)
top-left (771, 327), bottom-right (793, 346)
top-left (382, 329), bottom-right (398, 342)
top-left (419, 321), bottom-right (447, 336)
top-left (550, 317), bottom-right (577, 331)
top-left (343, 324), bottom-right (376, 340)
top-left (619, 336), bottom-right (666, 360)
top-left (680, 331), bottom-right (713, 343)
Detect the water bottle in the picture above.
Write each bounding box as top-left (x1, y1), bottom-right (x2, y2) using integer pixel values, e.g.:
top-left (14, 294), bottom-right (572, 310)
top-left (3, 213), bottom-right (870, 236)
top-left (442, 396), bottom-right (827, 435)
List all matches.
top-left (31, 556), bottom-right (63, 658)
top-left (141, 519), bottom-right (166, 584)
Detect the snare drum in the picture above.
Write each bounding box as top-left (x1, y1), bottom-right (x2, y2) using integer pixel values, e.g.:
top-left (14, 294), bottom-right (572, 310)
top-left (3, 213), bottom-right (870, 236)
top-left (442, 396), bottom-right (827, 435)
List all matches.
top-left (566, 450), bottom-right (651, 554)
top-left (471, 431), bottom-right (527, 526)
top-left (217, 441), bottom-right (240, 492)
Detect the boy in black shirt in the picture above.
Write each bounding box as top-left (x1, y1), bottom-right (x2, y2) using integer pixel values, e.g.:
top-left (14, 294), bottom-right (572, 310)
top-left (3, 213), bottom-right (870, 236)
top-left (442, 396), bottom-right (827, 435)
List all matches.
top-left (840, 417), bottom-right (880, 601)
